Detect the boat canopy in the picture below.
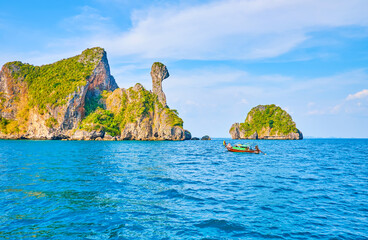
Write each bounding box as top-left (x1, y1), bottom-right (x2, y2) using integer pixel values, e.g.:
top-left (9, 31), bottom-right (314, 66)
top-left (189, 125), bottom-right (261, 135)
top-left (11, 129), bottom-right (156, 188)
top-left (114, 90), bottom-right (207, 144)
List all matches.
top-left (235, 143), bottom-right (251, 148)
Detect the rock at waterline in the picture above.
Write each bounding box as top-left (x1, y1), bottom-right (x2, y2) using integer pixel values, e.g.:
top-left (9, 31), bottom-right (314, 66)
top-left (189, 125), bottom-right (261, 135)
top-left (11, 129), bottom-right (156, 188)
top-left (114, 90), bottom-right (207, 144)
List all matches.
top-left (201, 135), bottom-right (211, 140)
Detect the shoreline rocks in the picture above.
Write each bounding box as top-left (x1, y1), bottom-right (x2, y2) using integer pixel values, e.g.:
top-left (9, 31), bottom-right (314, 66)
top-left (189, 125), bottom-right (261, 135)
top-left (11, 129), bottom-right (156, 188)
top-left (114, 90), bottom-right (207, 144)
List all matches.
top-left (201, 135), bottom-right (211, 140)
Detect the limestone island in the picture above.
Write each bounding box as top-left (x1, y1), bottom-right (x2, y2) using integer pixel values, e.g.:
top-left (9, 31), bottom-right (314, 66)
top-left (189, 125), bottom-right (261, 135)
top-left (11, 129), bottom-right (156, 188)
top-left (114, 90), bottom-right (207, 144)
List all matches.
top-left (229, 104), bottom-right (303, 140)
top-left (0, 47), bottom-right (191, 140)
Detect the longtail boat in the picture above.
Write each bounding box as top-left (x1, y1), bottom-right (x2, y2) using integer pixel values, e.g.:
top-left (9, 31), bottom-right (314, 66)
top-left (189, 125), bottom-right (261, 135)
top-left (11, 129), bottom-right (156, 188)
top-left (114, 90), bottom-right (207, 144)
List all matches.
top-left (223, 141), bottom-right (262, 154)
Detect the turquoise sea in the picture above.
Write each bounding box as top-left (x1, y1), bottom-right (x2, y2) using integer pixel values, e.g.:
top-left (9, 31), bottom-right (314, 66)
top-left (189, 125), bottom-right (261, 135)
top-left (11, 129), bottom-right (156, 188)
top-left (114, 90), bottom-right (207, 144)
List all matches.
top-left (0, 139), bottom-right (367, 239)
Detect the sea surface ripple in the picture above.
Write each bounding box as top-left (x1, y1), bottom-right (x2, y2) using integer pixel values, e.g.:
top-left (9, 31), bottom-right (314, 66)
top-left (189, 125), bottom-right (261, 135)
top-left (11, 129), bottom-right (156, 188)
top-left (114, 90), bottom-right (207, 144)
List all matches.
top-left (0, 139), bottom-right (367, 239)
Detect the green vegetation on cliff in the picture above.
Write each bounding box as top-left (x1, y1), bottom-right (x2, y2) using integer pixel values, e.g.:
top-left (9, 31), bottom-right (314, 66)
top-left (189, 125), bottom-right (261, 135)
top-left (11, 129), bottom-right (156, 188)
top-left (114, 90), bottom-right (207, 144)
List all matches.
top-left (117, 84), bottom-right (183, 129)
top-left (79, 108), bottom-right (120, 136)
top-left (165, 108), bottom-right (183, 127)
top-left (0, 117), bottom-right (19, 134)
top-left (84, 90), bottom-right (110, 116)
top-left (239, 104), bottom-right (298, 137)
top-left (45, 117), bottom-right (58, 129)
top-left (0, 92), bottom-right (6, 110)
top-left (5, 47), bottom-right (104, 110)
top-left (0, 93), bottom-right (29, 134)
top-left (152, 62), bottom-right (164, 68)
top-left (80, 84), bottom-right (183, 136)
top-left (118, 85), bottom-right (157, 126)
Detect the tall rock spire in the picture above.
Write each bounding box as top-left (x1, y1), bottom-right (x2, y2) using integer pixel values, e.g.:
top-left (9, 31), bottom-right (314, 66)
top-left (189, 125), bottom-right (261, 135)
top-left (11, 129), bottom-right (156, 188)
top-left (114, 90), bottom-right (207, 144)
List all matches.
top-left (151, 62), bottom-right (169, 106)
top-left (82, 48), bottom-right (118, 99)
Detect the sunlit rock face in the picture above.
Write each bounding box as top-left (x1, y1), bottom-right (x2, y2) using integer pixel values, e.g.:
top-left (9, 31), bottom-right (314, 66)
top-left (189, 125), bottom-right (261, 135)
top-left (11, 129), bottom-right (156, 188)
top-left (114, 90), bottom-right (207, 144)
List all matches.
top-left (151, 62), bottom-right (169, 107)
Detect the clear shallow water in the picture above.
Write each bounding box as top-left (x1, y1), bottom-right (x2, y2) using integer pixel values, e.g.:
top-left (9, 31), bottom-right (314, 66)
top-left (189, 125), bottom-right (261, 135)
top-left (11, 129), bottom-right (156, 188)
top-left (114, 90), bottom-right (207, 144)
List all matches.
top-left (0, 139), bottom-right (367, 239)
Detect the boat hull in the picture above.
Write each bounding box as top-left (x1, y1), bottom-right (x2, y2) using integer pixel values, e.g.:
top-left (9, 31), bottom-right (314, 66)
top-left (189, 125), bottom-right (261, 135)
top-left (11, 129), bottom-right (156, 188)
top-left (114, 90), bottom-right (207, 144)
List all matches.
top-left (223, 141), bottom-right (261, 154)
top-left (227, 147), bottom-right (260, 154)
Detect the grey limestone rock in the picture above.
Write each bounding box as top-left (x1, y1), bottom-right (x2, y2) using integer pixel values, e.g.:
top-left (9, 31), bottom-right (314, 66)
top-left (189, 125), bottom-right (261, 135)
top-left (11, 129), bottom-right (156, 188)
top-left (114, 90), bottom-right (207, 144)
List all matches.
top-left (184, 130), bottom-right (192, 140)
top-left (103, 134), bottom-right (115, 141)
top-left (70, 130), bottom-right (104, 140)
top-left (151, 62), bottom-right (169, 106)
top-left (201, 135), bottom-right (211, 140)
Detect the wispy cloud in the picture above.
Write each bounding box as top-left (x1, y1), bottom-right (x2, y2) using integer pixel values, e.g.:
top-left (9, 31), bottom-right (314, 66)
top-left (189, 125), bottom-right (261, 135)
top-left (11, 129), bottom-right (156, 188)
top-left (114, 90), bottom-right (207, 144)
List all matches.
top-left (287, 69), bottom-right (368, 93)
top-left (60, 6), bottom-right (112, 33)
top-left (10, 0), bottom-right (367, 67)
top-left (346, 89), bottom-right (368, 100)
top-left (307, 88), bottom-right (368, 116)
top-left (87, 0), bottom-right (368, 60)
top-left (330, 103), bottom-right (343, 114)
top-left (166, 68), bottom-right (368, 97)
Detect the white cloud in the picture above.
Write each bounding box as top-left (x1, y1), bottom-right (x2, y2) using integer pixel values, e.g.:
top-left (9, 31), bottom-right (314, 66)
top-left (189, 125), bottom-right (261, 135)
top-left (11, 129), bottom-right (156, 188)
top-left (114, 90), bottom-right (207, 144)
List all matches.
top-left (346, 89), bottom-right (368, 100)
top-left (330, 104), bottom-right (342, 114)
top-left (307, 88), bottom-right (368, 116)
top-left (15, 0), bottom-right (367, 66)
top-left (89, 0), bottom-right (368, 60)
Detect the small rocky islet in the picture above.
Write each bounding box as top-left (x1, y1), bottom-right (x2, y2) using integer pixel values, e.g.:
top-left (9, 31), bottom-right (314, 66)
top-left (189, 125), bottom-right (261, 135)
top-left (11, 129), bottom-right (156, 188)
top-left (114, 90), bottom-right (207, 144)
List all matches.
top-left (229, 104), bottom-right (303, 140)
top-left (0, 47), bottom-right (302, 140)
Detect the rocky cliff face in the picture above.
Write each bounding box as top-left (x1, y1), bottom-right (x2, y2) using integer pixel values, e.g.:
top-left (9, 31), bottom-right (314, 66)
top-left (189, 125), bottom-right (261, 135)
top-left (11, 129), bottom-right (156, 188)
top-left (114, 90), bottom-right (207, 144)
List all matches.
top-left (83, 49), bottom-right (118, 99)
top-left (102, 83), bottom-right (190, 140)
top-left (151, 62), bottom-right (169, 107)
top-left (0, 48), bottom-right (115, 139)
top-left (81, 62), bottom-right (191, 141)
top-left (229, 104), bottom-right (303, 140)
top-left (0, 48), bottom-right (190, 140)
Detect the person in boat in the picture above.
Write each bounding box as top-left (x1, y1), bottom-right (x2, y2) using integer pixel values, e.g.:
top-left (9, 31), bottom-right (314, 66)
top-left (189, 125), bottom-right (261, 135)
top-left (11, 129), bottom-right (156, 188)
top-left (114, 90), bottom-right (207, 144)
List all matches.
top-left (226, 143), bottom-right (232, 149)
top-left (255, 145), bottom-right (259, 151)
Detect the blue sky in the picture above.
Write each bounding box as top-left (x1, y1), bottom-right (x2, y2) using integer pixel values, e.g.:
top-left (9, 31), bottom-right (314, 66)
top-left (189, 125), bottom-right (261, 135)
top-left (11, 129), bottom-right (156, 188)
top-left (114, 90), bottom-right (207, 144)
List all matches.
top-left (1, 0), bottom-right (368, 138)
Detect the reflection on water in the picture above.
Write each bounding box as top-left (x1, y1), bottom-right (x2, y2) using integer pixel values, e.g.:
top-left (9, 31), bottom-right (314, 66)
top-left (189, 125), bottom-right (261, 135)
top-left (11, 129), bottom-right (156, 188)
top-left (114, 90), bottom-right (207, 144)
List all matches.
top-left (0, 139), bottom-right (367, 239)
